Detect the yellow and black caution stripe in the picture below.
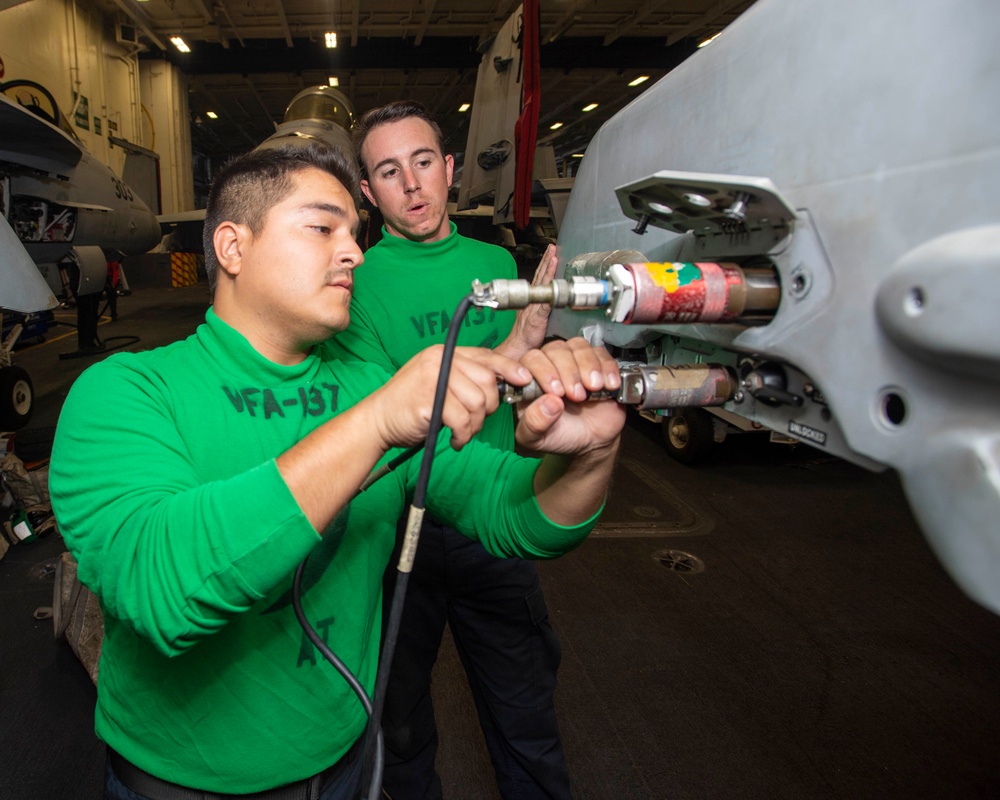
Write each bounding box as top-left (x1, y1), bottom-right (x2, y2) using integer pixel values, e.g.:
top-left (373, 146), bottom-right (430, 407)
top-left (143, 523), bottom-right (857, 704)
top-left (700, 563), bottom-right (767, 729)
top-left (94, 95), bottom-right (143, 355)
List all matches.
top-left (170, 253), bottom-right (200, 287)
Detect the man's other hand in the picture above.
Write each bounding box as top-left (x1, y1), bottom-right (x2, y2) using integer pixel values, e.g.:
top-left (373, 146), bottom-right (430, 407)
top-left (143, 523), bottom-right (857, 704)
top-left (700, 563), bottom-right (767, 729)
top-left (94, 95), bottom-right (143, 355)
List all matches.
top-left (496, 243), bottom-right (559, 360)
top-left (514, 338), bottom-right (626, 459)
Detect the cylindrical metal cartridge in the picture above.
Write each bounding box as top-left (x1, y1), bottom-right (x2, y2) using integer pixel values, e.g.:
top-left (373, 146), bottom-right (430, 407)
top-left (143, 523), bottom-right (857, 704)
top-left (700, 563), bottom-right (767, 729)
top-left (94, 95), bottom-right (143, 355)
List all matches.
top-left (622, 262), bottom-right (779, 324)
top-left (630, 364), bottom-right (738, 410)
top-left (497, 363), bottom-right (737, 410)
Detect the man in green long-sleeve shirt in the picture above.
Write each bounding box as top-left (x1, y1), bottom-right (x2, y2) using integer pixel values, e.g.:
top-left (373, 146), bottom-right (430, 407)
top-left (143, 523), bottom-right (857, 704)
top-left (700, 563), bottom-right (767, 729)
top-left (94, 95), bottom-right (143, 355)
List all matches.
top-left (49, 140), bottom-right (624, 800)
top-left (330, 100), bottom-right (573, 800)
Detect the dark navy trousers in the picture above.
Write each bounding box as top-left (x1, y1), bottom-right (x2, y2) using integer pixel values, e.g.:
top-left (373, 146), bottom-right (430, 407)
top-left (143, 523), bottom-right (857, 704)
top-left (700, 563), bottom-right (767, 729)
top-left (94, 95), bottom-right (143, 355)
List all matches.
top-left (380, 517), bottom-right (572, 800)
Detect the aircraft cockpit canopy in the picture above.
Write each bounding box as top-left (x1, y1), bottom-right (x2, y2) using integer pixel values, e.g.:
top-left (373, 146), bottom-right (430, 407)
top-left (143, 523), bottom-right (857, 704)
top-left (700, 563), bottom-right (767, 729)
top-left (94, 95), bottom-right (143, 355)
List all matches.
top-left (0, 79), bottom-right (81, 144)
top-left (282, 86), bottom-right (355, 130)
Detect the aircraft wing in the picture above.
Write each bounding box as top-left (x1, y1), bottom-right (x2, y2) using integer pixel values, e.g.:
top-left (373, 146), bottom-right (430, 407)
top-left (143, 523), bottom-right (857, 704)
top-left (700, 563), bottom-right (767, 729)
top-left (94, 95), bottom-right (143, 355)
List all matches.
top-left (548, 0), bottom-right (1000, 614)
top-left (0, 92), bottom-right (84, 174)
top-left (158, 209), bottom-right (206, 253)
top-left (0, 213), bottom-right (58, 312)
top-left (157, 209), bottom-right (207, 226)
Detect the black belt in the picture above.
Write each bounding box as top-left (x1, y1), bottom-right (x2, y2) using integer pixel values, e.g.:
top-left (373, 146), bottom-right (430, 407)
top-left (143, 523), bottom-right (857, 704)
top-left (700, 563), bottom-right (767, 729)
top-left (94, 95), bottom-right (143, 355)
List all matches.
top-left (107, 737), bottom-right (363, 800)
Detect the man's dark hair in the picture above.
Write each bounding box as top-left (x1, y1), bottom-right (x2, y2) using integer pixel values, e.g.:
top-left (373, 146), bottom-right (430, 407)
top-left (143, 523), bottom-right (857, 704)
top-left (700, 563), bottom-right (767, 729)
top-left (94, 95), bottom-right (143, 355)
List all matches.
top-left (352, 100), bottom-right (446, 173)
top-left (203, 141), bottom-right (361, 290)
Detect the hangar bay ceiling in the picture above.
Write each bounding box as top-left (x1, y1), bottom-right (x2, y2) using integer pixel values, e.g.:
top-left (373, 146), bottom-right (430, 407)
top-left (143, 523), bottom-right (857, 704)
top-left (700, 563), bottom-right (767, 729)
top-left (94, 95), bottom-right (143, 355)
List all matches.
top-left (100, 0), bottom-right (754, 167)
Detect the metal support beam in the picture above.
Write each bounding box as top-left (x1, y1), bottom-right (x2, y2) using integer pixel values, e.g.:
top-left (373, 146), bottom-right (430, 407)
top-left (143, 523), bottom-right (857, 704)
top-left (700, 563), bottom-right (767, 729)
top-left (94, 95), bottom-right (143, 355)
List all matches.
top-left (351, 0), bottom-right (361, 47)
top-left (428, 69), bottom-right (466, 116)
top-left (665, 0), bottom-right (744, 46)
top-left (414, 0), bottom-right (439, 47)
top-left (604, 1), bottom-right (672, 47)
top-left (538, 72), bottom-right (618, 131)
top-left (545, 1), bottom-right (583, 44)
top-left (274, 0), bottom-right (294, 47)
top-left (189, 0), bottom-right (214, 24)
top-left (243, 76), bottom-right (275, 131)
top-left (216, 0), bottom-right (246, 48)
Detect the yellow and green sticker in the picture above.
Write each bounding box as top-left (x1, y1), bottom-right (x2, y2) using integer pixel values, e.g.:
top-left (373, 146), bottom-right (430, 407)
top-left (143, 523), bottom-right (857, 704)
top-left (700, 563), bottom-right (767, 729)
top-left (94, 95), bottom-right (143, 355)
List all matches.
top-left (645, 262), bottom-right (701, 293)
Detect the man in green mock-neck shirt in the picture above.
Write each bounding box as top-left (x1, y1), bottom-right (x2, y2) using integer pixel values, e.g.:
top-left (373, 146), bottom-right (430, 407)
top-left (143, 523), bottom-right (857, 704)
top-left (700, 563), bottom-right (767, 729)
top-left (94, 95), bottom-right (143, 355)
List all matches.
top-left (331, 100), bottom-right (575, 800)
top-left (50, 140), bottom-right (624, 800)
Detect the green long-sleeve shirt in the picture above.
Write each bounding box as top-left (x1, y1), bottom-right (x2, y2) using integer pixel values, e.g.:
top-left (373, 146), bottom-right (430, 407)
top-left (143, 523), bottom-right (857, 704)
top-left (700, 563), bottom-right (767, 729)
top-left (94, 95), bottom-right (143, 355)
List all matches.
top-left (49, 308), bottom-right (596, 793)
top-left (331, 222), bottom-right (518, 450)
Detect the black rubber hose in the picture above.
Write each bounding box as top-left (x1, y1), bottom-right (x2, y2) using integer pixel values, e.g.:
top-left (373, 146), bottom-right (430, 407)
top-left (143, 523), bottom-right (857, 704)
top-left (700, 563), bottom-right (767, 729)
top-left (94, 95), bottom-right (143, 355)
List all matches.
top-left (361, 295), bottom-right (474, 799)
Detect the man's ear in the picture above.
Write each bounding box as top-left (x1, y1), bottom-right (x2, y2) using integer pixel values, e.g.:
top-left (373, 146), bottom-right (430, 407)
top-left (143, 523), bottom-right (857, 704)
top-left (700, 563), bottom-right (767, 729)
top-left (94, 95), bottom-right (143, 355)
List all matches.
top-left (213, 222), bottom-right (247, 277)
top-left (360, 178), bottom-right (378, 209)
top-left (445, 154), bottom-right (455, 188)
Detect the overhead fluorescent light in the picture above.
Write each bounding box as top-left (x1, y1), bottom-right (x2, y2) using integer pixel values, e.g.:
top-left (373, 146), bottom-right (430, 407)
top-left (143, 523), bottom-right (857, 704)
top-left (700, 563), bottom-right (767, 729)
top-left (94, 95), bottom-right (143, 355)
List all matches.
top-left (328, 76), bottom-right (339, 87)
top-left (325, 32), bottom-right (337, 48)
top-left (458, 103), bottom-right (470, 112)
top-left (571, 153), bottom-right (585, 158)
top-left (582, 103), bottom-right (598, 112)
top-left (698, 32), bottom-right (721, 48)
top-left (628, 76), bottom-right (649, 87)
top-left (170, 36), bottom-right (191, 53)
top-left (549, 122), bottom-right (563, 130)
top-left (206, 111), bottom-right (218, 119)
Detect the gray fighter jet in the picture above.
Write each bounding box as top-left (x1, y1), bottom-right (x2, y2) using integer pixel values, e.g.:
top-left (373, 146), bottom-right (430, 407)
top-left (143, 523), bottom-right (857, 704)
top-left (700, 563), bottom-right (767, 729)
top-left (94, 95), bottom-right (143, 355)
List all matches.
top-left (1, 80), bottom-right (162, 429)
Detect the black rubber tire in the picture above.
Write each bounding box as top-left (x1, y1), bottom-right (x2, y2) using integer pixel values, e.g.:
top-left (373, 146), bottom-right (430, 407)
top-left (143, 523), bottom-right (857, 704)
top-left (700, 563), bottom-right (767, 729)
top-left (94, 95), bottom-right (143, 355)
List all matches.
top-left (661, 407), bottom-right (715, 465)
top-left (0, 365), bottom-right (34, 430)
